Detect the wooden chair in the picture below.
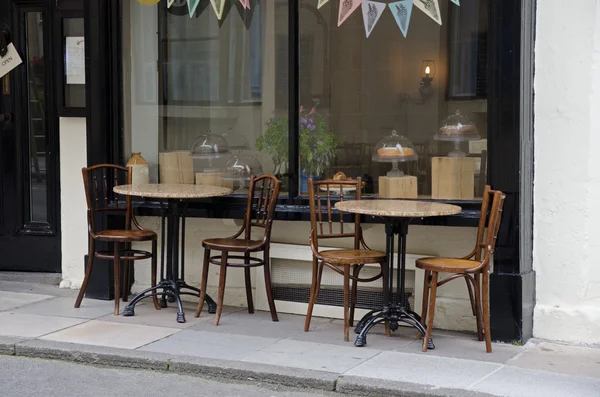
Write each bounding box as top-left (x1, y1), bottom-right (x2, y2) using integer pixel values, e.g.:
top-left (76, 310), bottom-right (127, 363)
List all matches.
top-left (195, 174), bottom-right (281, 326)
top-left (75, 164), bottom-right (159, 316)
top-left (305, 177), bottom-right (387, 342)
top-left (416, 185), bottom-right (505, 352)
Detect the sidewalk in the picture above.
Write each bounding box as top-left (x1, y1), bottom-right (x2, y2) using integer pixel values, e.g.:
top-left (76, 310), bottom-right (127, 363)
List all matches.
top-left (0, 277), bottom-right (599, 397)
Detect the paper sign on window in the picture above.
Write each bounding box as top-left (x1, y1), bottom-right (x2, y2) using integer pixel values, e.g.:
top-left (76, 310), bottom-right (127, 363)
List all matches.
top-left (414, 0), bottom-right (442, 25)
top-left (362, 1), bottom-right (386, 38)
top-left (0, 43), bottom-right (22, 79)
top-left (389, 0), bottom-right (414, 38)
top-left (338, 0), bottom-right (363, 27)
top-left (65, 37), bottom-right (85, 85)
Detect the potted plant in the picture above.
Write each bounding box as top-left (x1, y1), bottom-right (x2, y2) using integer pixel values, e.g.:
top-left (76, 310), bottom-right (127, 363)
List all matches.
top-left (299, 100), bottom-right (338, 192)
top-left (256, 100), bottom-right (338, 193)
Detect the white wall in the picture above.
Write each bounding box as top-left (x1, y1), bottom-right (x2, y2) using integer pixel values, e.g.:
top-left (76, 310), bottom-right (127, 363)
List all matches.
top-left (533, 0), bottom-right (600, 345)
top-left (58, 117), bottom-right (88, 289)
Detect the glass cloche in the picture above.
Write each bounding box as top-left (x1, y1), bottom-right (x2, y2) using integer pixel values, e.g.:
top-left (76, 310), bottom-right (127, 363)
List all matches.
top-left (221, 155), bottom-right (264, 194)
top-left (371, 130), bottom-right (418, 177)
top-left (434, 110), bottom-right (481, 157)
top-left (190, 133), bottom-right (230, 159)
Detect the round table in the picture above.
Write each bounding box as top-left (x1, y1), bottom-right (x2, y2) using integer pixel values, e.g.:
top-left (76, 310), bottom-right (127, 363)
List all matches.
top-left (114, 184), bottom-right (231, 323)
top-left (335, 199), bottom-right (461, 348)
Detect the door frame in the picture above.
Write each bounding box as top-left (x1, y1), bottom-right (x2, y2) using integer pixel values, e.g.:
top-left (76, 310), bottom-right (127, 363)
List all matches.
top-left (0, 0), bottom-right (61, 272)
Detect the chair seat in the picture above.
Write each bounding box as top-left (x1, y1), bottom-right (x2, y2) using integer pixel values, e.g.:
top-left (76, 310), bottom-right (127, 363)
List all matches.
top-left (203, 238), bottom-right (263, 252)
top-left (320, 249), bottom-right (386, 265)
top-left (96, 229), bottom-right (156, 242)
top-left (416, 257), bottom-right (480, 273)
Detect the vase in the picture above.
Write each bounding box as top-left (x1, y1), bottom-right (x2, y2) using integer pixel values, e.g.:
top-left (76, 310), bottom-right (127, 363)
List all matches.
top-left (126, 152), bottom-right (150, 185)
top-left (300, 172), bottom-right (318, 194)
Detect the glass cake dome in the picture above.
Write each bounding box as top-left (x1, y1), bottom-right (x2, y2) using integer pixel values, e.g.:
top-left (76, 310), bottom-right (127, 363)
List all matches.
top-left (222, 155), bottom-right (264, 194)
top-left (434, 110), bottom-right (481, 157)
top-left (190, 133), bottom-right (230, 159)
top-left (371, 130), bottom-right (417, 177)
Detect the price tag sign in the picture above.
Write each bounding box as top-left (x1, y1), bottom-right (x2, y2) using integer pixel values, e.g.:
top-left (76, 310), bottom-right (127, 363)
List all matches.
top-left (0, 43), bottom-right (23, 79)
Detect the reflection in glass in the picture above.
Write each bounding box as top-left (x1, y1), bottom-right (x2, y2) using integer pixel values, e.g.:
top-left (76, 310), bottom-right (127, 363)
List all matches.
top-left (26, 12), bottom-right (47, 222)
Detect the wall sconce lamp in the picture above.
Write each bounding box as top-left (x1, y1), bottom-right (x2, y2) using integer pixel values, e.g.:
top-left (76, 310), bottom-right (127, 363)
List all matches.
top-left (399, 60), bottom-right (436, 106)
top-left (419, 60), bottom-right (435, 100)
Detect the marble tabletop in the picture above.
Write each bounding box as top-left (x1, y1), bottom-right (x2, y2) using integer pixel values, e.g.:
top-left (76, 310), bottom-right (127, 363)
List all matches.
top-left (335, 200), bottom-right (462, 218)
top-left (114, 184), bottom-right (231, 199)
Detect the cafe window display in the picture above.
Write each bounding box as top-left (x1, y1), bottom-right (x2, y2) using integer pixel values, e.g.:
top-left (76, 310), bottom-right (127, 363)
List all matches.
top-left (123, 0), bottom-right (489, 200)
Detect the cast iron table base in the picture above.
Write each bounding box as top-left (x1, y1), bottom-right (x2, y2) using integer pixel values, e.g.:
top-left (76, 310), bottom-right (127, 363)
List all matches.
top-left (353, 217), bottom-right (434, 349)
top-left (123, 199), bottom-right (216, 323)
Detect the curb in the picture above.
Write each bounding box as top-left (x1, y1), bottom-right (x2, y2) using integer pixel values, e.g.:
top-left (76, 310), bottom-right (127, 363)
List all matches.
top-left (1, 338), bottom-right (338, 392)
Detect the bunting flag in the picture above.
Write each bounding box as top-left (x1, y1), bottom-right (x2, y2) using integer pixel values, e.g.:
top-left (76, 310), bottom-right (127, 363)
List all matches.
top-left (338, 0), bottom-right (363, 27)
top-left (188, 0), bottom-right (201, 17)
top-left (239, 0), bottom-right (250, 9)
top-left (235, 0), bottom-right (257, 29)
top-left (167, 0), bottom-right (175, 7)
top-left (317, 0), bottom-right (330, 9)
top-left (389, 0), bottom-right (413, 38)
top-left (210, 0), bottom-right (226, 20)
top-left (414, 0), bottom-right (442, 25)
top-left (450, 0), bottom-right (460, 5)
top-left (361, 1), bottom-right (386, 38)
top-left (217, 1), bottom-right (234, 26)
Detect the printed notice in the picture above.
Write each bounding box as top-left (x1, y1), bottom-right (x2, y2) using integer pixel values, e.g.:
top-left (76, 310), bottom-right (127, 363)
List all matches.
top-left (65, 37), bottom-right (85, 84)
top-left (0, 43), bottom-right (23, 79)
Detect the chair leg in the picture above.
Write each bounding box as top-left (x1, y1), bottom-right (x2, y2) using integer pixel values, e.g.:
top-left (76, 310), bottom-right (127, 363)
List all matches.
top-left (482, 271), bottom-right (492, 353)
top-left (214, 251), bottom-right (228, 326)
top-left (122, 242), bottom-right (131, 303)
top-left (113, 243), bottom-right (121, 316)
top-left (263, 255), bottom-right (278, 322)
top-left (151, 240), bottom-right (160, 311)
top-left (195, 249), bottom-right (210, 318)
top-left (343, 265), bottom-right (350, 342)
top-left (419, 270), bottom-right (430, 339)
top-left (474, 273), bottom-right (484, 341)
top-left (422, 272), bottom-right (438, 352)
top-left (244, 260), bottom-right (254, 314)
top-left (304, 258), bottom-right (322, 332)
top-left (349, 265), bottom-right (361, 327)
top-left (75, 240), bottom-right (95, 308)
top-left (465, 276), bottom-right (476, 316)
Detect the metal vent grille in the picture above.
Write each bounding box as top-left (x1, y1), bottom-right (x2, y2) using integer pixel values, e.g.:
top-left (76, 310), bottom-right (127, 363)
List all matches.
top-left (271, 259), bottom-right (415, 311)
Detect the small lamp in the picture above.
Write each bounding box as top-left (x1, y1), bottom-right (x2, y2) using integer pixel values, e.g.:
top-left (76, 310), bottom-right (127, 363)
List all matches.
top-left (419, 60), bottom-right (435, 99)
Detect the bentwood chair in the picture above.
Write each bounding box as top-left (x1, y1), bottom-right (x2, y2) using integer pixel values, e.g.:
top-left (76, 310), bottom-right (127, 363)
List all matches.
top-left (75, 165), bottom-right (159, 316)
top-left (416, 186), bottom-right (505, 353)
top-left (305, 177), bottom-right (387, 342)
top-left (195, 174), bottom-right (281, 326)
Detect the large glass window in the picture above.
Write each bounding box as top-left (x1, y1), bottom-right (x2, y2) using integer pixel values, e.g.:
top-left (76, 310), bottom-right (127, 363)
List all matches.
top-left (123, 0), bottom-right (488, 201)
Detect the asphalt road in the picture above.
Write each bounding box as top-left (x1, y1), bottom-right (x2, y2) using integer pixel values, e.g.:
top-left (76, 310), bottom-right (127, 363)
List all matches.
top-left (0, 356), bottom-right (345, 397)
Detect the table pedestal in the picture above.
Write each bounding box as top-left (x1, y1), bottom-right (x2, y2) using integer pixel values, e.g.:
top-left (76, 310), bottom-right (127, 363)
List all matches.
top-left (354, 217), bottom-right (434, 349)
top-left (123, 199), bottom-right (216, 323)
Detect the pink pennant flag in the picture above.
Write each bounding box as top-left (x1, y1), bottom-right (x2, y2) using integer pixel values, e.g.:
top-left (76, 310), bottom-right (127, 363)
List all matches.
top-left (338, 0), bottom-right (363, 27)
top-left (239, 0), bottom-right (250, 9)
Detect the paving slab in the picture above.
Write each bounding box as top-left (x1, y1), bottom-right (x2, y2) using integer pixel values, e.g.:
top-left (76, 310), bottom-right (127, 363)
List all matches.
top-left (98, 301), bottom-right (212, 329)
top-left (507, 341), bottom-right (600, 379)
top-left (140, 329), bottom-right (278, 360)
top-left (11, 296), bottom-right (114, 319)
top-left (0, 336), bottom-right (28, 355)
top-left (344, 350), bottom-right (502, 390)
top-left (0, 312), bottom-right (86, 338)
top-left (472, 366), bottom-right (600, 397)
top-left (246, 339), bottom-right (380, 373)
top-left (40, 320), bottom-right (181, 349)
top-left (0, 291), bottom-right (54, 311)
top-left (192, 310), bottom-right (330, 339)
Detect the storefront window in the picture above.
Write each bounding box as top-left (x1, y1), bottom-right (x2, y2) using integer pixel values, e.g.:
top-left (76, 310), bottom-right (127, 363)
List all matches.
top-left (123, 0), bottom-right (488, 201)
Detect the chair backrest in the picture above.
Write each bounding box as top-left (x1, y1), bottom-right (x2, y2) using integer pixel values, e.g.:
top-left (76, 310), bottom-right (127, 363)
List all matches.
top-left (243, 174), bottom-right (281, 244)
top-left (473, 185), bottom-right (506, 264)
top-left (308, 177), bottom-right (362, 253)
top-left (82, 164), bottom-right (132, 235)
